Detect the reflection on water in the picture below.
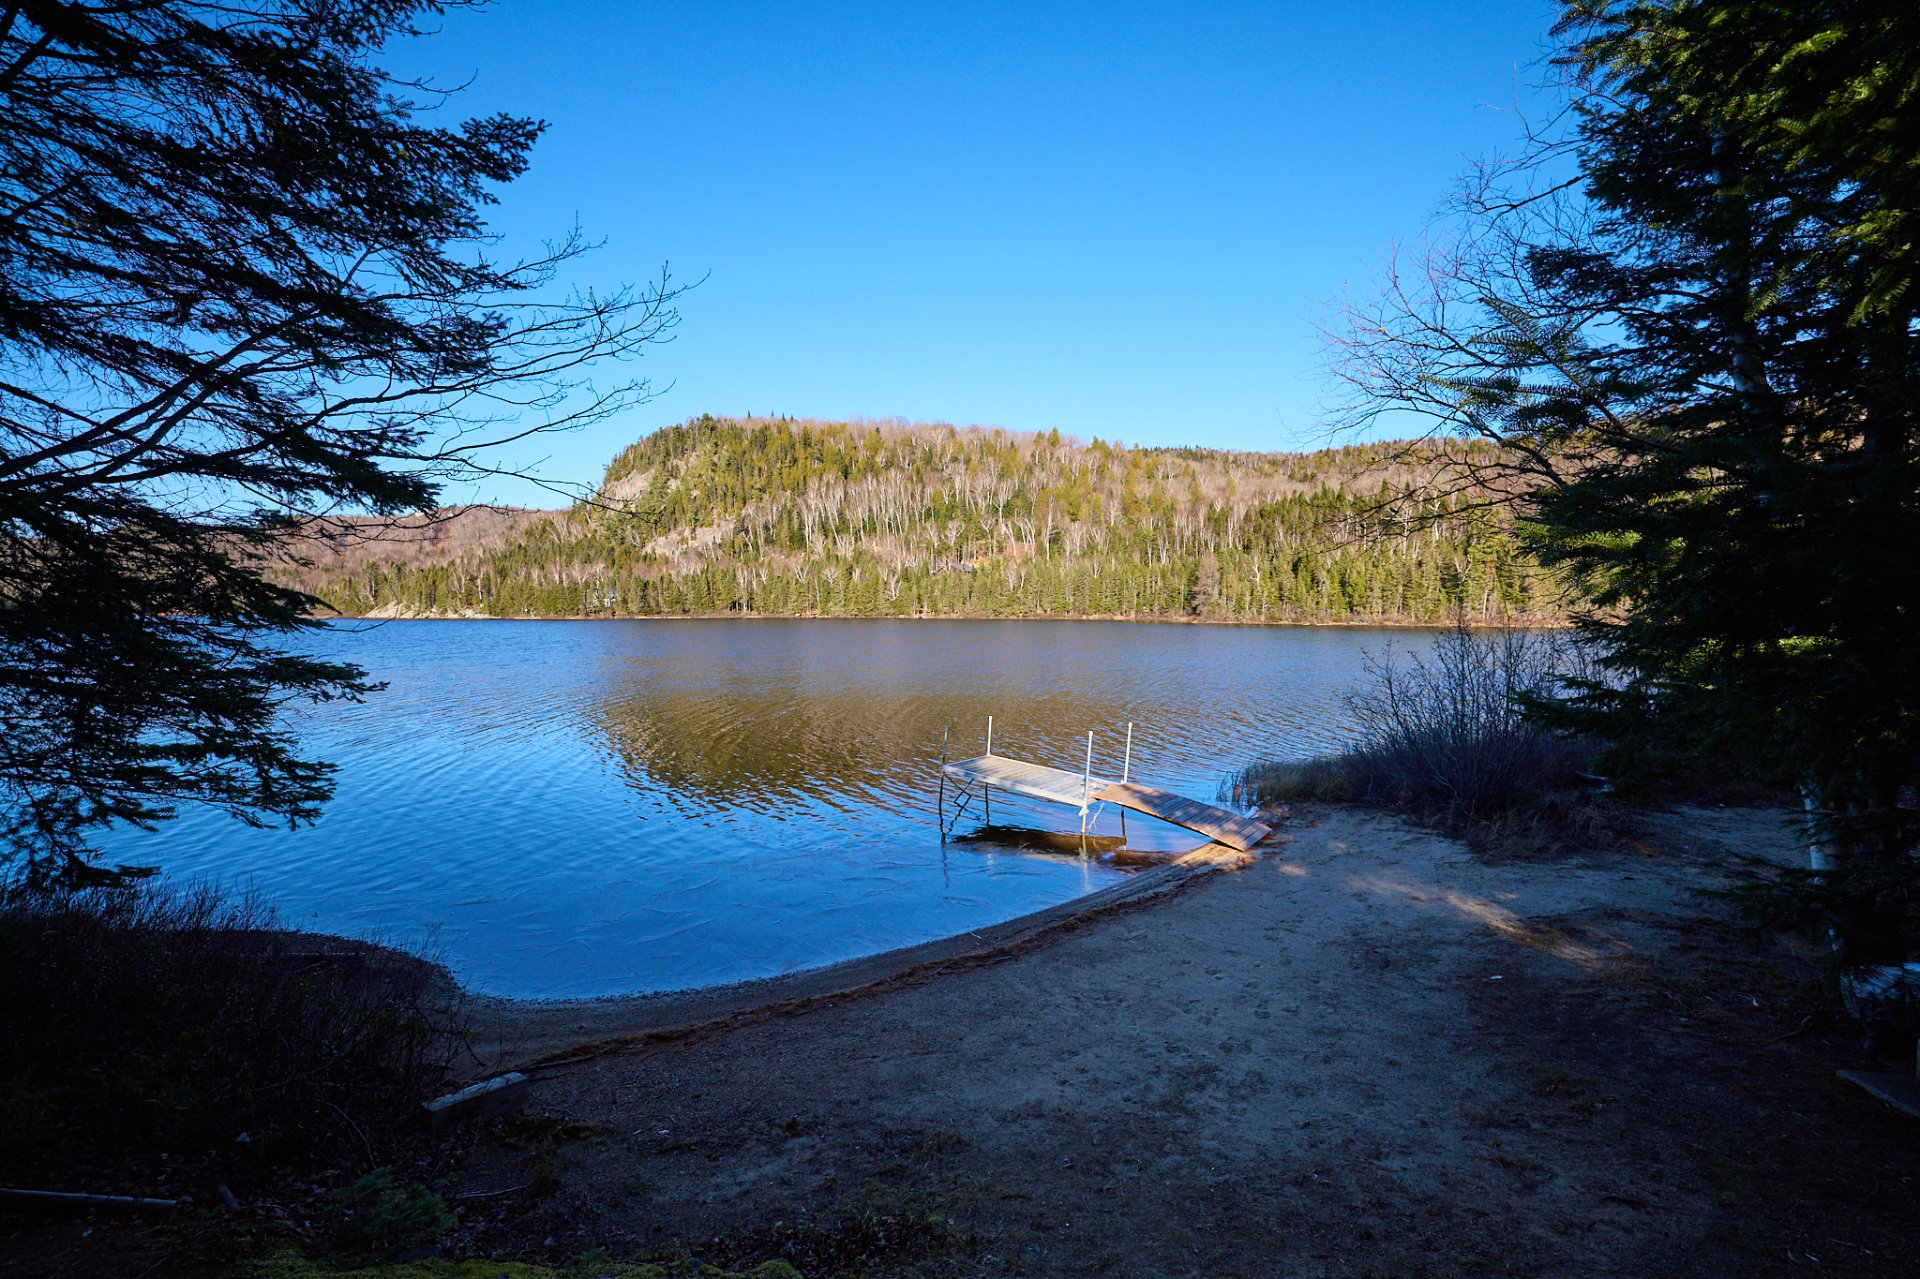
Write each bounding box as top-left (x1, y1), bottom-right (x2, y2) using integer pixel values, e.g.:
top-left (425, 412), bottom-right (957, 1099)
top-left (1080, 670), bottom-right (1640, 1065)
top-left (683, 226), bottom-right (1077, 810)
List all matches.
top-left (96, 619), bottom-right (1417, 998)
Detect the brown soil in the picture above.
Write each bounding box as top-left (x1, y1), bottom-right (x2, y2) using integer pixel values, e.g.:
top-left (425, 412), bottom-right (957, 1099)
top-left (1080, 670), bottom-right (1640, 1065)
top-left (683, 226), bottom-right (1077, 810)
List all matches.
top-left (429, 804), bottom-right (1920, 1278)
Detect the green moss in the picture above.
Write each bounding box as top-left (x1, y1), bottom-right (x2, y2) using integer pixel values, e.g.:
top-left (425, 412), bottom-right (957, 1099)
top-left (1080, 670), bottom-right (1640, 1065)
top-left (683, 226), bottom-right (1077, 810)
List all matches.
top-left (251, 1246), bottom-right (801, 1279)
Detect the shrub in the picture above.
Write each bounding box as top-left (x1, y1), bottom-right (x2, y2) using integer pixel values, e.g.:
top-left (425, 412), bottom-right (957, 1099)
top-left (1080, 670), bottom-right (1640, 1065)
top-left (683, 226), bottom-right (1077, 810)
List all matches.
top-left (327, 1167), bottom-right (457, 1255)
top-left (1230, 622), bottom-right (1594, 829)
top-left (0, 880), bottom-right (463, 1180)
top-left (1345, 624), bottom-right (1593, 824)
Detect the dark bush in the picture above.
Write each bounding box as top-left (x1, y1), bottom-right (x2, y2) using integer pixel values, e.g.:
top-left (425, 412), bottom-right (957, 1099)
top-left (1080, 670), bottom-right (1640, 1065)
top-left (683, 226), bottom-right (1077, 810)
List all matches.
top-left (1231, 623), bottom-right (1594, 829)
top-left (1345, 624), bottom-right (1593, 823)
top-left (0, 881), bottom-right (462, 1180)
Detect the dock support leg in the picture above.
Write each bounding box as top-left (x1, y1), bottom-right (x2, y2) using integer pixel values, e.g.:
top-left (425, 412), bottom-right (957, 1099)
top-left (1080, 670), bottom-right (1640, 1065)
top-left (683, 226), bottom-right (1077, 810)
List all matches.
top-left (938, 726), bottom-right (948, 842)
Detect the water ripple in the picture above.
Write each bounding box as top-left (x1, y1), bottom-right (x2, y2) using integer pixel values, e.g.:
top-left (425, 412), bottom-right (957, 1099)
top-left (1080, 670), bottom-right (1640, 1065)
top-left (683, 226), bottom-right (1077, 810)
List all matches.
top-left (97, 619), bottom-right (1420, 998)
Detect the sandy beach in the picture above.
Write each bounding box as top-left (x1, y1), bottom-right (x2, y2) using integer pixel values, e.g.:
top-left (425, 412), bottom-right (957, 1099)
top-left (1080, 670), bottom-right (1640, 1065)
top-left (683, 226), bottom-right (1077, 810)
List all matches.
top-left (421, 803), bottom-right (1920, 1278)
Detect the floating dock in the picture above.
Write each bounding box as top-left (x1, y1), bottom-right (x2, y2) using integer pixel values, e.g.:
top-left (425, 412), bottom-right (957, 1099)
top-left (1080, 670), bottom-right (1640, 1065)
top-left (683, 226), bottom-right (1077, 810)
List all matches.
top-left (939, 720), bottom-right (1271, 853)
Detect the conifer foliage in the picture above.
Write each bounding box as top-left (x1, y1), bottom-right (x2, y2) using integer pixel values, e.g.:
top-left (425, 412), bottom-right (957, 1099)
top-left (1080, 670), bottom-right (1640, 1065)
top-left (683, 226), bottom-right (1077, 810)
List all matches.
top-left (0, 1), bottom-right (677, 880)
top-left (1334, 1), bottom-right (1920, 964)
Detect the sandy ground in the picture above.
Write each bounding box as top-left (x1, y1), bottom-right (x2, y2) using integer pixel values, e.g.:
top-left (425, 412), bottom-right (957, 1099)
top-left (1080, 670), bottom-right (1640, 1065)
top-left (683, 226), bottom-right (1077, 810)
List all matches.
top-left (13, 805), bottom-right (1919, 1278)
top-left (414, 804), bottom-right (1920, 1278)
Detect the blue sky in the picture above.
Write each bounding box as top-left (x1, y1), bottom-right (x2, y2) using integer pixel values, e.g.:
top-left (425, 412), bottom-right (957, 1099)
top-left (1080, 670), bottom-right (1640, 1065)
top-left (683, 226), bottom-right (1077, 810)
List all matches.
top-left (395, 1), bottom-right (1560, 504)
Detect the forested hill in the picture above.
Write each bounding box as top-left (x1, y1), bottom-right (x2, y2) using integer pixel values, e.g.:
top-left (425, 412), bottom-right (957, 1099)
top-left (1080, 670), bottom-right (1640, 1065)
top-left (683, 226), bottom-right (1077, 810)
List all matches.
top-left (279, 416), bottom-right (1557, 623)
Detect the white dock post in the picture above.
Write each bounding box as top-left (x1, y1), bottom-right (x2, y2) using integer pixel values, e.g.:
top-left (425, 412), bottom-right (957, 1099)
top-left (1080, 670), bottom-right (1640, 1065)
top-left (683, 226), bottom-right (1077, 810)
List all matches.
top-left (1080, 731), bottom-right (1094, 834)
top-left (984, 716), bottom-right (993, 820)
top-left (1122, 721), bottom-right (1133, 783)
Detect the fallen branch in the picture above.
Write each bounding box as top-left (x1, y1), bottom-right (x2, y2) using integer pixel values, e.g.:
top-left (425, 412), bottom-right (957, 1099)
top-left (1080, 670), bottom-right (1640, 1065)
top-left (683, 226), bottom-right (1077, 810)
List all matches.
top-left (450, 1183), bottom-right (530, 1201)
top-left (0, 1188), bottom-right (178, 1214)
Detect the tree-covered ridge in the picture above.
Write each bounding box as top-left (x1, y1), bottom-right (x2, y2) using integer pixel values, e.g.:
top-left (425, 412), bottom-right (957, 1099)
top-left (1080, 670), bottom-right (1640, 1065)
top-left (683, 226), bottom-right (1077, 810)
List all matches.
top-left (293, 416), bottom-right (1557, 623)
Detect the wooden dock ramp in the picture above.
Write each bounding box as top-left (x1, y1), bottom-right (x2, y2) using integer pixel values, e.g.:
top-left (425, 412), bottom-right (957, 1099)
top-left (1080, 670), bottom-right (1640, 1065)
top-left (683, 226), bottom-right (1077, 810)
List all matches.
top-left (1093, 781), bottom-right (1270, 852)
top-left (941, 751), bottom-right (1271, 852)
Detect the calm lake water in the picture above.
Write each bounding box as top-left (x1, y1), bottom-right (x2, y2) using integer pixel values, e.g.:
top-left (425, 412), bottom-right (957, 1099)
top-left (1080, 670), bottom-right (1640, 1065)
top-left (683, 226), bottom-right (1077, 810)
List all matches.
top-left (99, 619), bottom-right (1421, 998)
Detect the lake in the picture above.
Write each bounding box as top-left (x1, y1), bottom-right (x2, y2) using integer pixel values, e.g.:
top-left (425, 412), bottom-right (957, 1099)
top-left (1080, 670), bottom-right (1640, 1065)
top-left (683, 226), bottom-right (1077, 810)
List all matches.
top-left (98, 619), bottom-right (1420, 998)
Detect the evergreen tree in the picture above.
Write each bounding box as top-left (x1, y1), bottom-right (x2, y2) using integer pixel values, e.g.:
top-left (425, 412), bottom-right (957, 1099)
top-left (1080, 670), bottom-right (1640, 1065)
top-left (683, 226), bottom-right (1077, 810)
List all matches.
top-left (1334, 0), bottom-right (1920, 964)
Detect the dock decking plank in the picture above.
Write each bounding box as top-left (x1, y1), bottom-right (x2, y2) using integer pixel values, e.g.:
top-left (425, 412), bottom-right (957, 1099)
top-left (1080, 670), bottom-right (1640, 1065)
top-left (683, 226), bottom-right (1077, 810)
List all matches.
top-left (942, 753), bottom-right (1272, 851)
top-left (942, 754), bottom-right (1111, 807)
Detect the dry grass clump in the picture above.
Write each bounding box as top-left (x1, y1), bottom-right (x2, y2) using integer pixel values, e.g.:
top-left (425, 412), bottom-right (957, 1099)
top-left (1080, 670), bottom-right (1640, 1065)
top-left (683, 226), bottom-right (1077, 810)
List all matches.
top-left (1226, 755), bottom-right (1365, 807)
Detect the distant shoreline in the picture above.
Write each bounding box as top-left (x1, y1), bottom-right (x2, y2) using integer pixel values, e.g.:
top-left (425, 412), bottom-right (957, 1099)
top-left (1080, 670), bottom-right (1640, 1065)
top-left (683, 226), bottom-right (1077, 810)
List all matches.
top-left (315, 609), bottom-right (1564, 630)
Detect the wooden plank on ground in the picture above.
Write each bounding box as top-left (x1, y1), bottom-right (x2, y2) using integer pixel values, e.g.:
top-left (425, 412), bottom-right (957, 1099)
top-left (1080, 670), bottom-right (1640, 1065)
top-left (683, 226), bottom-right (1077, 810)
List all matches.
top-left (1837, 1069), bottom-right (1920, 1119)
top-left (1093, 782), bottom-right (1272, 851)
top-left (423, 1071), bottom-right (529, 1133)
